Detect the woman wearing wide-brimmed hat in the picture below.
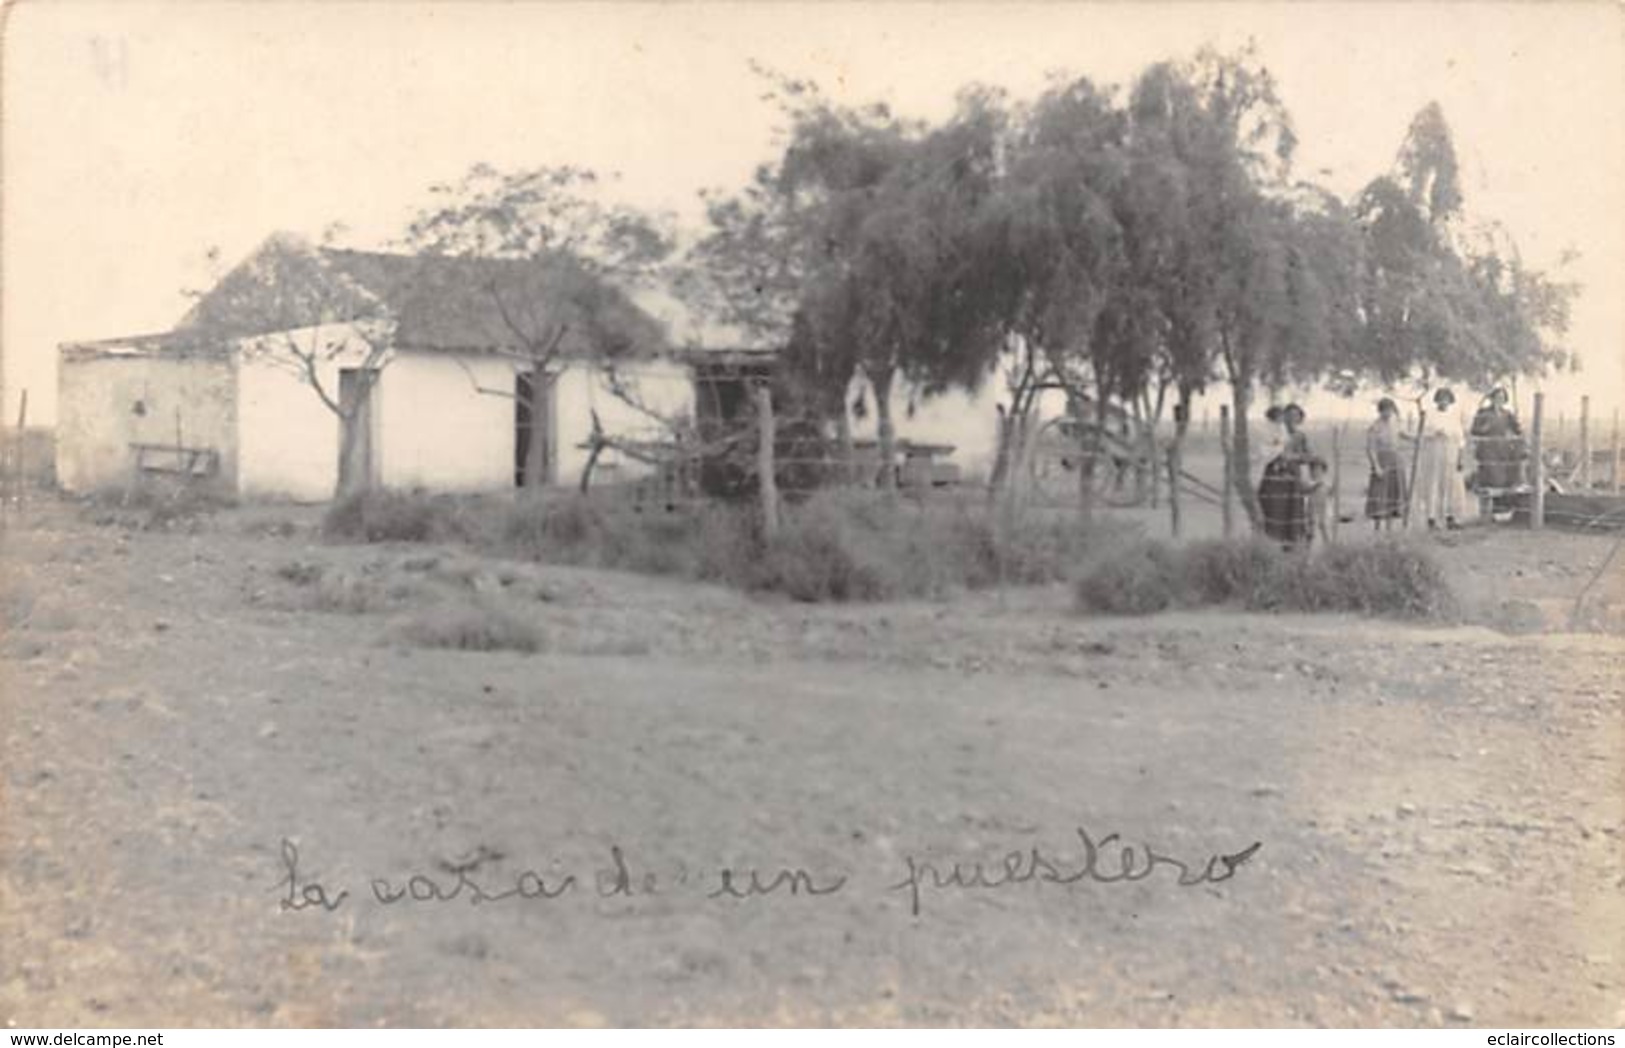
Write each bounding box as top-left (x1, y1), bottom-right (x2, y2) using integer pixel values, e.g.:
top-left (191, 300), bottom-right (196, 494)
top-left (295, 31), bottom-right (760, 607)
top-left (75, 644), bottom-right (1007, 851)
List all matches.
top-left (1258, 403), bottom-right (1316, 547)
top-left (1364, 397), bottom-right (1406, 529)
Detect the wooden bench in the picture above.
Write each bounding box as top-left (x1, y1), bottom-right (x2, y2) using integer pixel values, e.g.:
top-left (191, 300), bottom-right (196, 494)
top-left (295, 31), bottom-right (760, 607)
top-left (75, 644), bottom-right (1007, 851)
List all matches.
top-left (130, 443), bottom-right (219, 478)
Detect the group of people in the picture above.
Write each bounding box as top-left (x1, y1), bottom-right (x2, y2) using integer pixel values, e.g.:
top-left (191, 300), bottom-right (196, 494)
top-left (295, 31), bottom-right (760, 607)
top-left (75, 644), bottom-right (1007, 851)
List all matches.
top-left (1255, 386), bottom-right (1527, 547)
top-left (1364, 385), bottom-right (1527, 529)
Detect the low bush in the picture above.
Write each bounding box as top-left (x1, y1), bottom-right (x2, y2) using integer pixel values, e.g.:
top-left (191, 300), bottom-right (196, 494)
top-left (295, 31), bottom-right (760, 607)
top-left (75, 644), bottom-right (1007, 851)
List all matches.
top-left (1295, 541), bottom-right (1455, 618)
top-left (393, 600), bottom-right (546, 653)
top-left (1073, 539), bottom-right (1181, 615)
top-left (1180, 539), bottom-right (1286, 608)
top-left (83, 478), bottom-right (233, 530)
top-left (337, 488), bottom-right (1105, 603)
top-left (754, 495), bottom-right (899, 601)
top-left (322, 489), bottom-right (467, 544)
top-left (1073, 535), bottom-right (1453, 620)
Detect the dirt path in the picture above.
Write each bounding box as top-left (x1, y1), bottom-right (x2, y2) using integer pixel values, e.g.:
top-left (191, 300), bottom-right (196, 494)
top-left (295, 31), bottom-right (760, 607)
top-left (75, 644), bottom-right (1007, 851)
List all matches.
top-left (2, 502), bottom-right (1621, 1026)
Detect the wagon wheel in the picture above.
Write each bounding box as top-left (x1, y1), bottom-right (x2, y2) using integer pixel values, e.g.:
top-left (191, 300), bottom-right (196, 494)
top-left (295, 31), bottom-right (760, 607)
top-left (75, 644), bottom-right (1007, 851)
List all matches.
top-left (1027, 417), bottom-right (1150, 508)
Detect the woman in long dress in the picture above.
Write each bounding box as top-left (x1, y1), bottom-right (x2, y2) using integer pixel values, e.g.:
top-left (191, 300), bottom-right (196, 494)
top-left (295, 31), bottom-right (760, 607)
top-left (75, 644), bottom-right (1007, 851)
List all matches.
top-left (1365, 397), bottom-right (1406, 529)
top-left (1469, 386), bottom-right (1525, 515)
top-left (1410, 388), bottom-right (1469, 530)
top-left (1258, 403), bottom-right (1315, 548)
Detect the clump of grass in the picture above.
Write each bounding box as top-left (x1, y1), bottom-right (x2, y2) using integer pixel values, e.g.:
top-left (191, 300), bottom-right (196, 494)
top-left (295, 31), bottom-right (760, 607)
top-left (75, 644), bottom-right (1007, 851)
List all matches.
top-left (270, 560), bottom-right (428, 614)
top-left (300, 571), bottom-right (422, 614)
top-left (322, 489), bottom-right (467, 543)
top-left (1293, 541), bottom-right (1455, 618)
top-left (754, 495), bottom-right (897, 602)
top-left (274, 560), bottom-right (324, 586)
top-left (303, 573), bottom-right (391, 614)
top-left (1072, 539), bottom-right (1181, 615)
top-left (477, 488), bottom-right (1107, 602)
top-left (84, 479), bottom-right (233, 531)
top-left (1180, 538), bottom-right (1286, 608)
top-left (393, 600), bottom-right (546, 653)
top-left (1073, 535), bottom-right (1453, 620)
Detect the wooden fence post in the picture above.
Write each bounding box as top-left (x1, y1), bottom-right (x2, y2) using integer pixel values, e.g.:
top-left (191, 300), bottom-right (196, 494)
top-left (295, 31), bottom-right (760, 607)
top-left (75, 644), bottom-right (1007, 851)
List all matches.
top-left (1612, 407), bottom-right (1621, 495)
top-left (1530, 392), bottom-right (1545, 531)
top-left (1331, 424), bottom-right (1343, 543)
top-left (756, 383), bottom-right (780, 540)
top-left (1167, 403), bottom-right (1187, 540)
top-left (1579, 395), bottom-right (1591, 490)
top-left (13, 389), bottom-right (27, 512)
top-left (1219, 404), bottom-right (1234, 539)
top-left (1404, 398), bottom-right (1427, 529)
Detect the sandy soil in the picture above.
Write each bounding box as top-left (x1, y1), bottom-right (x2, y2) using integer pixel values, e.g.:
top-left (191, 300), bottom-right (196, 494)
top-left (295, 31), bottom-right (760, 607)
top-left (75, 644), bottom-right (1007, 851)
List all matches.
top-left (2, 498), bottom-right (1621, 1027)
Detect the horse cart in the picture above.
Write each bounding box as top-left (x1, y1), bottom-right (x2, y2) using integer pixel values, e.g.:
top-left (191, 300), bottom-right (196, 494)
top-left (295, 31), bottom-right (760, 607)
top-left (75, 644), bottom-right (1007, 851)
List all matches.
top-left (1025, 399), bottom-right (1223, 509)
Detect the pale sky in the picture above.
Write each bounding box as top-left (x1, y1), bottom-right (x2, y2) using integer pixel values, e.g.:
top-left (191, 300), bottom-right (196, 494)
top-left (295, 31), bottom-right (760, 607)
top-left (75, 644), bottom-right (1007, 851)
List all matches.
top-left (4, 0), bottom-right (1623, 425)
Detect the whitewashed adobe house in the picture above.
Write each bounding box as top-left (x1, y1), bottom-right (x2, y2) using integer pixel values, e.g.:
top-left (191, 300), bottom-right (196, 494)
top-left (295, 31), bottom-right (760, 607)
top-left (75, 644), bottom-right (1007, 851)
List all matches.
top-left (56, 234), bottom-right (694, 500)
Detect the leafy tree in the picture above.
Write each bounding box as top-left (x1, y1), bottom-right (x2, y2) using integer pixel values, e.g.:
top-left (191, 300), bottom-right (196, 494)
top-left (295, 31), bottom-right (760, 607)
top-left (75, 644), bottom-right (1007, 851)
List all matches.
top-left (1349, 104), bottom-right (1574, 395)
top-left (400, 164), bottom-right (673, 487)
top-left (952, 77), bottom-right (1132, 505)
top-left (180, 229), bottom-right (397, 499)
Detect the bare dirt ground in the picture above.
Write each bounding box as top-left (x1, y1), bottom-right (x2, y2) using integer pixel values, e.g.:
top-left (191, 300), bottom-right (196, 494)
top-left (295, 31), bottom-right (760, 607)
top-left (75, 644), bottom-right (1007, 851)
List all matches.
top-left (2, 496), bottom-right (1622, 1027)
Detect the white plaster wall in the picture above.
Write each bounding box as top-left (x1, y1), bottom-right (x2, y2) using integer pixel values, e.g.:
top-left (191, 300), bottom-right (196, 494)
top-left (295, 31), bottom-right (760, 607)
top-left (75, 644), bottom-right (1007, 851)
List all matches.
top-left (56, 349), bottom-right (236, 493)
top-left (235, 322), bottom-right (386, 501)
top-left (554, 358), bottom-right (695, 486)
top-left (376, 351), bottom-right (514, 493)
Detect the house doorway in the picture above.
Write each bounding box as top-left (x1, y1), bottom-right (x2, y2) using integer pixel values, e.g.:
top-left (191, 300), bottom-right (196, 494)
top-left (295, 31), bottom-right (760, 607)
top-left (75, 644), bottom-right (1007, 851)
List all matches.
top-left (337, 367), bottom-right (381, 490)
top-left (515, 370), bottom-right (556, 487)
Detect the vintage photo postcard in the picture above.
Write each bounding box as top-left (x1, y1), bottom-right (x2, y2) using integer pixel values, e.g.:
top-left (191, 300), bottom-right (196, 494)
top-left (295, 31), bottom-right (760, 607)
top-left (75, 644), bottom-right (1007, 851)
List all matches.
top-left (2, 0), bottom-right (1622, 1031)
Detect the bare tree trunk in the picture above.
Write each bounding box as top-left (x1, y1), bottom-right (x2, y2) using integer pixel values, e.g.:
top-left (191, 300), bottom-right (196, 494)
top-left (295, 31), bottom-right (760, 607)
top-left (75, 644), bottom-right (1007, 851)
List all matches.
top-left (989, 404), bottom-right (1013, 498)
top-left (521, 377), bottom-right (550, 490)
top-left (1077, 393), bottom-right (1110, 519)
top-left (1135, 395), bottom-right (1158, 510)
top-left (834, 407), bottom-right (854, 486)
top-left (1167, 394), bottom-right (1190, 539)
top-left (1006, 410), bottom-right (1043, 517)
top-left (873, 368), bottom-right (897, 492)
top-left (1219, 404), bottom-right (1234, 538)
top-left (335, 412), bottom-right (360, 500)
top-left (757, 384), bottom-right (780, 538)
top-left (11, 389), bottom-right (28, 515)
top-left (1230, 383), bottom-right (1260, 529)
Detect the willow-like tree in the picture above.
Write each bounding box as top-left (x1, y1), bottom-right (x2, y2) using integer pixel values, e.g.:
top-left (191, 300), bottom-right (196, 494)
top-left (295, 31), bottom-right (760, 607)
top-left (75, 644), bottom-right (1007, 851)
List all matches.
top-left (1350, 102), bottom-right (1574, 394)
top-left (952, 77), bottom-right (1133, 507)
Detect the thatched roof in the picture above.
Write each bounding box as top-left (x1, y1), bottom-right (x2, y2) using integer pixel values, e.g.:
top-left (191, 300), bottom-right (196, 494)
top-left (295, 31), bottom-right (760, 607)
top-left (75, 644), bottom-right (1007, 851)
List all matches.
top-left (176, 233), bottom-right (668, 359)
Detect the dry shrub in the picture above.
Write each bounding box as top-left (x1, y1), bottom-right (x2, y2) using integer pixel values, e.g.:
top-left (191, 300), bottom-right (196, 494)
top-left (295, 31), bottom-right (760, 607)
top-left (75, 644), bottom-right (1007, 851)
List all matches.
top-left (393, 600), bottom-right (547, 653)
top-left (84, 478), bottom-right (233, 531)
top-left (322, 489), bottom-right (468, 543)
top-left (1073, 535), bottom-right (1453, 619)
top-left (498, 495), bottom-right (599, 559)
top-left (270, 560), bottom-right (430, 614)
top-left (1072, 540), bottom-right (1181, 615)
top-left (274, 560), bottom-right (324, 586)
top-left (303, 573), bottom-right (391, 614)
top-left (1292, 541), bottom-right (1455, 618)
top-left (1180, 539), bottom-right (1286, 608)
top-left (397, 488), bottom-right (1105, 603)
top-left (750, 492), bottom-right (1107, 602)
top-left (754, 495), bottom-right (898, 601)
top-left (303, 572), bottom-right (422, 614)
